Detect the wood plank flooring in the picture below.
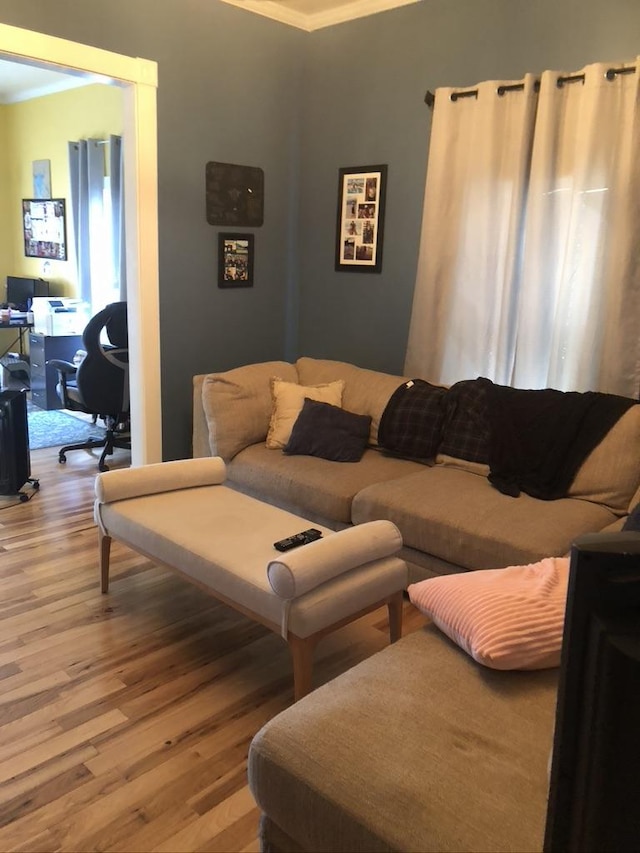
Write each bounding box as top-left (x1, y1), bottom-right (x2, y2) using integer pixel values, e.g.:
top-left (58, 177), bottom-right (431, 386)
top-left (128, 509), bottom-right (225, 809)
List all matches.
top-left (0, 444), bottom-right (427, 852)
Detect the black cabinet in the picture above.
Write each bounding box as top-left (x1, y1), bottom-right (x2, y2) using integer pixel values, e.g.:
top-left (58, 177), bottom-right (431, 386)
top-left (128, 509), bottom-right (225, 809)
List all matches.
top-left (29, 333), bottom-right (83, 410)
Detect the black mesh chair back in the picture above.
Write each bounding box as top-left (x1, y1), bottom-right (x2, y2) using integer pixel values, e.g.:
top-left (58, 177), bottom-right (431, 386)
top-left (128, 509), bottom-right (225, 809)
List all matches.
top-left (76, 301), bottom-right (129, 418)
top-left (48, 301), bottom-right (130, 471)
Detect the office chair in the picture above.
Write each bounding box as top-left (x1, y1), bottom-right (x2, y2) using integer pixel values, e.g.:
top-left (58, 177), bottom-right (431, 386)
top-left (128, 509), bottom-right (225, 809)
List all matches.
top-left (49, 301), bottom-right (130, 471)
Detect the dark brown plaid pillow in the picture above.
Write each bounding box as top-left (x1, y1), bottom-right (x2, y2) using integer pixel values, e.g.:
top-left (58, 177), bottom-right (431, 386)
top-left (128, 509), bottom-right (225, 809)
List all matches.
top-left (378, 379), bottom-right (447, 460)
top-left (438, 378), bottom-right (491, 463)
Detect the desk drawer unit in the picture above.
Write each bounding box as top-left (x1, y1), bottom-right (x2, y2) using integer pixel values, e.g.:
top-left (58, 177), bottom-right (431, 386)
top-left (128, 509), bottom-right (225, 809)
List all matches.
top-left (29, 333), bottom-right (83, 410)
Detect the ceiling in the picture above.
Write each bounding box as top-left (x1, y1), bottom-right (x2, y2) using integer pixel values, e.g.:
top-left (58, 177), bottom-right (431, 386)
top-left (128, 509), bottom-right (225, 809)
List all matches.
top-left (217, 0), bottom-right (423, 31)
top-left (0, 59), bottom-right (98, 105)
top-left (0, 0), bottom-right (422, 102)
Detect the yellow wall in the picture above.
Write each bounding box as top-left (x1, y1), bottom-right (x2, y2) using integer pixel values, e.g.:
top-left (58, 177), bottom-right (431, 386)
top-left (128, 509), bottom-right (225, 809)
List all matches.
top-left (0, 104), bottom-right (10, 283)
top-left (3, 83), bottom-right (123, 297)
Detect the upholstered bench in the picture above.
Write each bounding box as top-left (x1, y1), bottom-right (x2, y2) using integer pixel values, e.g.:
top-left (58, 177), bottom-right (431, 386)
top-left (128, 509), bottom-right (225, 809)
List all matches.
top-left (94, 457), bottom-right (407, 700)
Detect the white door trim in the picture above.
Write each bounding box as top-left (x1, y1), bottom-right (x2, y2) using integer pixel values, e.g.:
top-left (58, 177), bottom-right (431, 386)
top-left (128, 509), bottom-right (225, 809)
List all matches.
top-left (0, 22), bottom-right (161, 466)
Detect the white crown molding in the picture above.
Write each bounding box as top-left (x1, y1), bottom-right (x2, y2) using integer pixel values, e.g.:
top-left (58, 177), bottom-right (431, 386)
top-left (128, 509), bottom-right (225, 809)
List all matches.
top-left (217, 0), bottom-right (423, 32)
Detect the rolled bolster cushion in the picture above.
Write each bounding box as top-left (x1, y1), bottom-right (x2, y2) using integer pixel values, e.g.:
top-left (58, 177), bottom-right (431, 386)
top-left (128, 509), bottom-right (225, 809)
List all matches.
top-left (267, 519), bottom-right (403, 600)
top-left (95, 457), bottom-right (227, 503)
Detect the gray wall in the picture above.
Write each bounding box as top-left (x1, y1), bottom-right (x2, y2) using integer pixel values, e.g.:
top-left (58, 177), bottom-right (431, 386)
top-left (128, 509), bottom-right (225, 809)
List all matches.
top-left (2, 0), bottom-right (640, 458)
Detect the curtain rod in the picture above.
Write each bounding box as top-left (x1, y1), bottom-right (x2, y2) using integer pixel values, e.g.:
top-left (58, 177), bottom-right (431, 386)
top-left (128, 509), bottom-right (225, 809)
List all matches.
top-left (424, 65), bottom-right (636, 107)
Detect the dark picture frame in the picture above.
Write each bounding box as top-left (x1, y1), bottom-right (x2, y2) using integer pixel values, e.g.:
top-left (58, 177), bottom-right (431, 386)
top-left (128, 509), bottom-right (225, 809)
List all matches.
top-left (22, 198), bottom-right (67, 261)
top-left (335, 164), bottom-right (387, 273)
top-left (218, 233), bottom-right (254, 287)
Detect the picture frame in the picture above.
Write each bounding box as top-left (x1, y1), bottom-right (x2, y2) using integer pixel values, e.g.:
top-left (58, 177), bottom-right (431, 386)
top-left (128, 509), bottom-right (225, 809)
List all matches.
top-left (335, 164), bottom-right (387, 273)
top-left (22, 198), bottom-right (67, 261)
top-left (218, 233), bottom-right (254, 287)
top-left (32, 159), bottom-right (51, 199)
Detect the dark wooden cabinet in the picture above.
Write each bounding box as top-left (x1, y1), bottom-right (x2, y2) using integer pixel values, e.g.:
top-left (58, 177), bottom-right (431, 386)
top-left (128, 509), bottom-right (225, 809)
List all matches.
top-left (29, 333), bottom-right (83, 410)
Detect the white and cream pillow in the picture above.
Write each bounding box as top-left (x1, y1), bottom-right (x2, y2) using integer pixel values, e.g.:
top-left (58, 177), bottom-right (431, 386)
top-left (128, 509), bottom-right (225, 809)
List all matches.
top-left (266, 378), bottom-right (344, 449)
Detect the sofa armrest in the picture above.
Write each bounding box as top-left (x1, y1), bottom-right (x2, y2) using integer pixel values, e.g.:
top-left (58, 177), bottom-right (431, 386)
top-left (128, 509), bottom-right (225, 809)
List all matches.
top-left (267, 519), bottom-right (403, 599)
top-left (95, 457), bottom-right (226, 504)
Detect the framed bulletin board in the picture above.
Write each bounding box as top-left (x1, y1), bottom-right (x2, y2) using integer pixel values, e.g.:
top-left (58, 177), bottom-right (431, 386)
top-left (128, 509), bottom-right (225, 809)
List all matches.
top-left (22, 198), bottom-right (67, 261)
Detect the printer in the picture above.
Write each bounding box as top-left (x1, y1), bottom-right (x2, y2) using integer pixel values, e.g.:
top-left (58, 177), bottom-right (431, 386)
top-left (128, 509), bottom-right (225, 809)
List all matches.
top-left (30, 297), bottom-right (91, 336)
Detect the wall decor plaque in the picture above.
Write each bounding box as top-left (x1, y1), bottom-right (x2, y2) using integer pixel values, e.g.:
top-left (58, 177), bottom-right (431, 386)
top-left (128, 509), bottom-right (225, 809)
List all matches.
top-left (206, 161), bottom-right (264, 227)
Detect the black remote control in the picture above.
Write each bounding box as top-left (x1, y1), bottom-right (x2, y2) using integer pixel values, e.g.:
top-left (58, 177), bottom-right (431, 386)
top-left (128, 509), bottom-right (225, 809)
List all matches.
top-left (273, 528), bottom-right (323, 552)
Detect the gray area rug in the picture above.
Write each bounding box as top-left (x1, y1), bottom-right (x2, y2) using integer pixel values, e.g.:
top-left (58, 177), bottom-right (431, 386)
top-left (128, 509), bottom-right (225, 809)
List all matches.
top-left (27, 403), bottom-right (106, 451)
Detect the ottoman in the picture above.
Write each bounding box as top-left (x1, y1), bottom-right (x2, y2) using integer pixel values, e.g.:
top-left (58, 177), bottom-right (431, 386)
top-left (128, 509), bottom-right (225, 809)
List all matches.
top-left (94, 457), bottom-right (408, 700)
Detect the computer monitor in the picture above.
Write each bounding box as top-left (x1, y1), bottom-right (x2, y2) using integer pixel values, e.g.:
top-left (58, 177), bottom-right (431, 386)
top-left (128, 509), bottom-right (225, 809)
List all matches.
top-left (6, 276), bottom-right (49, 311)
top-left (544, 531), bottom-right (640, 852)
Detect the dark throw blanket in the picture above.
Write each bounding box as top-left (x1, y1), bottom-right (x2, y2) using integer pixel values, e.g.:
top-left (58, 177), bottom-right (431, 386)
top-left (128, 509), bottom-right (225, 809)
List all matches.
top-left (483, 380), bottom-right (637, 499)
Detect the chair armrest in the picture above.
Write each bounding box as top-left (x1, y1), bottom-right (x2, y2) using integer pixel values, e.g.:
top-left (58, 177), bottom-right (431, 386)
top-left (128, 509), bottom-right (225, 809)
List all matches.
top-left (48, 359), bottom-right (77, 377)
top-left (267, 520), bottom-right (403, 599)
top-left (95, 457), bottom-right (227, 504)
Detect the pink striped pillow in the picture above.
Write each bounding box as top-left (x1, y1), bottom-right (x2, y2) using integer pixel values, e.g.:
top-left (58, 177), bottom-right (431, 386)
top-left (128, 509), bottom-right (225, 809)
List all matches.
top-left (407, 557), bottom-right (570, 670)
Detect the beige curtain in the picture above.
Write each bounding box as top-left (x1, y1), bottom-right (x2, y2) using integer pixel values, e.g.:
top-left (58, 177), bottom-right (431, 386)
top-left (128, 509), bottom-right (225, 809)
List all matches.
top-left (513, 61), bottom-right (640, 395)
top-left (406, 59), bottom-right (640, 397)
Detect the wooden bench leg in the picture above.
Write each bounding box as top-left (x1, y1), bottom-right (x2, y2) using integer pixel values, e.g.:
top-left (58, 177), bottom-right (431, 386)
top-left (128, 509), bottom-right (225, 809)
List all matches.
top-left (387, 590), bottom-right (403, 643)
top-left (100, 531), bottom-right (112, 593)
top-left (288, 633), bottom-right (318, 702)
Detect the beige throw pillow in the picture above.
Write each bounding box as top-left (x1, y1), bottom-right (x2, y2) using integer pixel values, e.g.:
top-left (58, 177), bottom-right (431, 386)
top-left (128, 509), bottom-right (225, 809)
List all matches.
top-left (266, 378), bottom-right (344, 449)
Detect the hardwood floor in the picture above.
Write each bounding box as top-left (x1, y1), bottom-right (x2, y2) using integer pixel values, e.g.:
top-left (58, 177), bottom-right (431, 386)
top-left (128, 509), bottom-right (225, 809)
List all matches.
top-left (0, 444), bottom-right (427, 852)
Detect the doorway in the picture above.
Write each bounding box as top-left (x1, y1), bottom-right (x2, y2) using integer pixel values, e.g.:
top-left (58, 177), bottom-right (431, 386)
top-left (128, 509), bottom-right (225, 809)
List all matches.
top-left (0, 22), bottom-right (162, 466)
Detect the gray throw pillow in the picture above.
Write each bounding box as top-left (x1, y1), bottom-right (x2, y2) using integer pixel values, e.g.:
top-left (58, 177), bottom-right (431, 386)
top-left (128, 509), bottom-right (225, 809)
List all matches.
top-left (284, 398), bottom-right (371, 462)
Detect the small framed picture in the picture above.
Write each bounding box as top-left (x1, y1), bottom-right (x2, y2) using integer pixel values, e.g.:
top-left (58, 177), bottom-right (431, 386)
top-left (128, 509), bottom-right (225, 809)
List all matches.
top-left (335, 164), bottom-right (387, 273)
top-left (218, 233), bottom-right (254, 287)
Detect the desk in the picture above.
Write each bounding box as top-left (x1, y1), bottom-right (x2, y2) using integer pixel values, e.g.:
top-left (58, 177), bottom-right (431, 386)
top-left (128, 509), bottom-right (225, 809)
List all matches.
top-left (0, 320), bottom-right (33, 390)
top-left (0, 319), bottom-right (33, 360)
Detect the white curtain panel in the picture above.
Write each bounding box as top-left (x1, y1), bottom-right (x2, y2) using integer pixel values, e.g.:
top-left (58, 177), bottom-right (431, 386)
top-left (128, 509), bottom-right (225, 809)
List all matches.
top-left (404, 75), bottom-right (538, 385)
top-left (109, 135), bottom-right (127, 301)
top-left (406, 59), bottom-right (640, 397)
top-left (68, 139), bottom-right (104, 306)
top-left (512, 60), bottom-right (640, 396)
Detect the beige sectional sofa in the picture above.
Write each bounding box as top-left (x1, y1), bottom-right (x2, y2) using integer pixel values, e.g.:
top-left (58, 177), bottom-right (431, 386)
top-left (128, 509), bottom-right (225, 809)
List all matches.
top-left (193, 357), bottom-right (640, 582)
top-left (248, 623), bottom-right (559, 852)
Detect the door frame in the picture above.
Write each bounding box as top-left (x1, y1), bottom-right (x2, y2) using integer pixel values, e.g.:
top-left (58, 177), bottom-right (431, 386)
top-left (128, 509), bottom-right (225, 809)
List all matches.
top-left (0, 22), bottom-right (161, 466)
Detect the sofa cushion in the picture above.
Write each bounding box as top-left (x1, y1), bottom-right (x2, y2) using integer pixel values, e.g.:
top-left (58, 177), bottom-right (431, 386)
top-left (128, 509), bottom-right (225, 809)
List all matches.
top-left (202, 361), bottom-right (298, 462)
top-left (352, 466), bottom-right (617, 570)
top-left (407, 557), bottom-right (568, 670)
top-left (266, 378), bottom-right (344, 449)
top-left (567, 405), bottom-right (640, 514)
top-left (434, 453), bottom-right (490, 477)
top-left (228, 445), bottom-right (425, 525)
top-left (248, 625), bottom-right (557, 853)
top-left (296, 357), bottom-right (407, 445)
top-left (284, 399), bottom-right (371, 462)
